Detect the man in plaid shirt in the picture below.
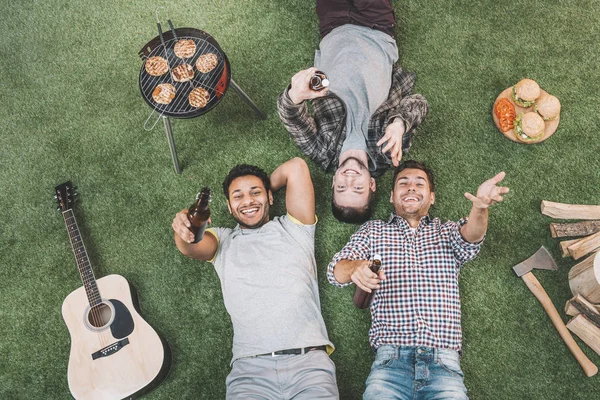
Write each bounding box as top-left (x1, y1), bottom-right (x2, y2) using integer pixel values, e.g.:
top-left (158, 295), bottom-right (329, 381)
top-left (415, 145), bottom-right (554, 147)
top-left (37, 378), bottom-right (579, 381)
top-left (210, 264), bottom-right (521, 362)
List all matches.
top-left (327, 160), bottom-right (509, 399)
top-left (277, 0), bottom-right (428, 224)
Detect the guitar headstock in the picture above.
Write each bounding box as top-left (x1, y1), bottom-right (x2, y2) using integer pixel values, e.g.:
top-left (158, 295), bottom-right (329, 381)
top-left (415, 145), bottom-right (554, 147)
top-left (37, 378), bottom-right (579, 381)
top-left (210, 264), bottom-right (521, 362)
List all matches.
top-left (54, 181), bottom-right (77, 212)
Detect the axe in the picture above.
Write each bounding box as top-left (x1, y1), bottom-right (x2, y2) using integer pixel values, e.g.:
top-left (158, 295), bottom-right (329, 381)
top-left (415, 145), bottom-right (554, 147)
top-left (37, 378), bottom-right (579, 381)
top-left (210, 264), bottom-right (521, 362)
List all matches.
top-left (513, 246), bottom-right (598, 377)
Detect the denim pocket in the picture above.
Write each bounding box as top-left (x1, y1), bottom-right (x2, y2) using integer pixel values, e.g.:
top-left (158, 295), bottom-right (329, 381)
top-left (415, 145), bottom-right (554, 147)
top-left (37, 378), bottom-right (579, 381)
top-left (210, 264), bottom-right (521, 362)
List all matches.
top-left (436, 351), bottom-right (464, 378)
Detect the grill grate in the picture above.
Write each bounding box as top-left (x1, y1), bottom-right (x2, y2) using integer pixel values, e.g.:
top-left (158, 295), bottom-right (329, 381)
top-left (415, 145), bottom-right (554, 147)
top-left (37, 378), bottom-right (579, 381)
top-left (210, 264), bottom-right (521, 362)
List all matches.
top-left (139, 28), bottom-right (230, 119)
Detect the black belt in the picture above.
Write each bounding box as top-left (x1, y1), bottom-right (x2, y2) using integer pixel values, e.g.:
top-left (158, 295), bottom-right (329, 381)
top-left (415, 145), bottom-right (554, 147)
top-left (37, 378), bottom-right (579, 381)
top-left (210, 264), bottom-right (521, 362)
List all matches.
top-left (257, 345), bottom-right (327, 357)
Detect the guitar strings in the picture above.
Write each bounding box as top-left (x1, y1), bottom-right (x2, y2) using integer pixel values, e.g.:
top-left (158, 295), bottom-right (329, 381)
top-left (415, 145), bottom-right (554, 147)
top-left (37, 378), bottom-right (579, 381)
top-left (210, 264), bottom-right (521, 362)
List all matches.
top-left (64, 210), bottom-right (109, 348)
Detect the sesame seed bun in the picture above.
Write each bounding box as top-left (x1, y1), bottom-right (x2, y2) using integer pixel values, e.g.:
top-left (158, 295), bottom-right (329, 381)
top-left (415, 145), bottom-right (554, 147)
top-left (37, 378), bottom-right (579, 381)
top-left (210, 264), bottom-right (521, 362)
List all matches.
top-left (535, 94), bottom-right (561, 120)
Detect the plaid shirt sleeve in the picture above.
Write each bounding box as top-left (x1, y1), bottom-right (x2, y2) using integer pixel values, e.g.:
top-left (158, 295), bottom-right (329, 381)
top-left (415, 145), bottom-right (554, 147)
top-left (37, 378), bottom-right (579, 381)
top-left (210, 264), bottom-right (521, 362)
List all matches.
top-left (327, 222), bottom-right (372, 287)
top-left (444, 217), bottom-right (484, 267)
top-left (277, 87), bottom-right (347, 171)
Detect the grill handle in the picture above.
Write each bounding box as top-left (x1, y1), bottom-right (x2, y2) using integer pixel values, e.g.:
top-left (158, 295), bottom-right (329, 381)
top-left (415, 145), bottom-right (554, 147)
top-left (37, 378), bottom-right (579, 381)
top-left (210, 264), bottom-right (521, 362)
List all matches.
top-left (167, 20), bottom-right (178, 40)
top-left (144, 108), bottom-right (164, 131)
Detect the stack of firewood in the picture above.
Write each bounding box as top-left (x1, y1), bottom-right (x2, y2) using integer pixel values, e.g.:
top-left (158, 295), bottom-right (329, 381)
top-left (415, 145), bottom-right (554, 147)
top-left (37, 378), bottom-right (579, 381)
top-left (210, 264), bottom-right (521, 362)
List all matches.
top-left (542, 200), bottom-right (600, 356)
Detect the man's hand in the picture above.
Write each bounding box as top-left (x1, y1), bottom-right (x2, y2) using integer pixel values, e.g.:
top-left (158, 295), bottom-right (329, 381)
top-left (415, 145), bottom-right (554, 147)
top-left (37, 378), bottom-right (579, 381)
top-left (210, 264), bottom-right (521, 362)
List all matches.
top-left (464, 172), bottom-right (510, 209)
top-left (172, 209), bottom-right (195, 243)
top-left (288, 67), bottom-right (329, 104)
top-left (377, 118), bottom-right (405, 167)
top-left (350, 261), bottom-right (386, 293)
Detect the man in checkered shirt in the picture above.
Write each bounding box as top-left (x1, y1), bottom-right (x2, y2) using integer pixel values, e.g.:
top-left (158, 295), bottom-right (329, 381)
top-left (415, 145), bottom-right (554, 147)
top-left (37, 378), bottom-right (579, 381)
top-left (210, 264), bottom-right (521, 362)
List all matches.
top-left (277, 0), bottom-right (428, 224)
top-left (327, 160), bottom-right (509, 399)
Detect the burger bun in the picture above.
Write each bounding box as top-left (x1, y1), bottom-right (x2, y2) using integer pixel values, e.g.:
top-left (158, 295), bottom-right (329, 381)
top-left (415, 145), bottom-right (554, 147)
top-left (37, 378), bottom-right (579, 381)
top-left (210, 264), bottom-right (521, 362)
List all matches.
top-left (535, 94), bottom-right (561, 120)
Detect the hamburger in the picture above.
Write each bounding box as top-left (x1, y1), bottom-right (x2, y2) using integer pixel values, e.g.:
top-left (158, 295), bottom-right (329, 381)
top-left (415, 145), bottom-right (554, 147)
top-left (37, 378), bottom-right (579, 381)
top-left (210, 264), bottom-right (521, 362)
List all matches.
top-left (173, 39), bottom-right (196, 59)
top-left (171, 64), bottom-right (194, 82)
top-left (513, 112), bottom-right (545, 143)
top-left (196, 53), bottom-right (218, 73)
top-left (534, 93), bottom-right (561, 121)
top-left (152, 83), bottom-right (176, 105)
top-left (188, 87), bottom-right (210, 108)
top-left (511, 79), bottom-right (540, 108)
top-left (145, 56), bottom-right (169, 77)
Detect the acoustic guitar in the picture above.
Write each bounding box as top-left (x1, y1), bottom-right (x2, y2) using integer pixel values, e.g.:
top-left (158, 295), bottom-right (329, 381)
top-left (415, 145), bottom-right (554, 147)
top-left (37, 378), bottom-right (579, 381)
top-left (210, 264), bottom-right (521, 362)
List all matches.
top-left (55, 182), bottom-right (170, 399)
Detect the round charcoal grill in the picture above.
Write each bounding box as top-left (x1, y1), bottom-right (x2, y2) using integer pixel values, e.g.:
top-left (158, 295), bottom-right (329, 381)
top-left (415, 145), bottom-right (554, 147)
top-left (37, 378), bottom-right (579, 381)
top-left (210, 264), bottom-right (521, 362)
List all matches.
top-left (139, 27), bottom-right (231, 119)
top-left (138, 16), bottom-right (265, 174)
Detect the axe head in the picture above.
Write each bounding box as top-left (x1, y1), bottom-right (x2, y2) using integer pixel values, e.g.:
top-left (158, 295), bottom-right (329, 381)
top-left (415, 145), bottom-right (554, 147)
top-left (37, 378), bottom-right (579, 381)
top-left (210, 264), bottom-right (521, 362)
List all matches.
top-left (512, 246), bottom-right (558, 277)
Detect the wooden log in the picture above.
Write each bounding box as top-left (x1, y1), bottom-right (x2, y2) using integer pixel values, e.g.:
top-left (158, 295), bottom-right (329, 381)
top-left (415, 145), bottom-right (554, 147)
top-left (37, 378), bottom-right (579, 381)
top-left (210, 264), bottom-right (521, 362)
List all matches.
top-left (565, 294), bottom-right (600, 321)
top-left (569, 252), bottom-right (600, 303)
top-left (541, 201), bottom-right (600, 220)
top-left (560, 239), bottom-right (583, 258)
top-left (550, 220), bottom-right (600, 238)
top-left (568, 231), bottom-right (600, 260)
top-left (567, 315), bottom-right (600, 357)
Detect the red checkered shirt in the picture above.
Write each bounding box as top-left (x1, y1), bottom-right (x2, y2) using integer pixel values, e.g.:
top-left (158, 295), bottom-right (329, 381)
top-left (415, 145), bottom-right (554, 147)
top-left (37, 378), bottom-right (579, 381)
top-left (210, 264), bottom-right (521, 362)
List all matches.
top-left (327, 214), bottom-right (483, 351)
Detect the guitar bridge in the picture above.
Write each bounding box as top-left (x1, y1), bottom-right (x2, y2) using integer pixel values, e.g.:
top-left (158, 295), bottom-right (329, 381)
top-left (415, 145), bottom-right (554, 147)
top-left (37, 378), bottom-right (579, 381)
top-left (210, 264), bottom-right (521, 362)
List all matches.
top-left (91, 338), bottom-right (130, 360)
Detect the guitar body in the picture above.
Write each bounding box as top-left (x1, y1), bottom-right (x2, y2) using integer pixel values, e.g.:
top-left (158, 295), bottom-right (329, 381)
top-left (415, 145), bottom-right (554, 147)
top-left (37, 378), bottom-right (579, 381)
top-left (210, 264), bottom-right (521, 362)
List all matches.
top-left (62, 274), bottom-right (170, 400)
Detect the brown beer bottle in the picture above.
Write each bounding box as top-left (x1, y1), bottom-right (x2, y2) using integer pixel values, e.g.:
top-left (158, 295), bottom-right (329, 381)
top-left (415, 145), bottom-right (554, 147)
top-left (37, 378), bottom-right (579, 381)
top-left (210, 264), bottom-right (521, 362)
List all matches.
top-left (309, 71), bottom-right (329, 91)
top-left (353, 256), bottom-right (383, 309)
top-left (188, 187), bottom-right (211, 243)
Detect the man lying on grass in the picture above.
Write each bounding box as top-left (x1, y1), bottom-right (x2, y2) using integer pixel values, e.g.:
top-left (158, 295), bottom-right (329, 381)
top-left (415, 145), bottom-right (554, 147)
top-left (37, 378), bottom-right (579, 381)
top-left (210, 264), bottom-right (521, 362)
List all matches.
top-left (327, 160), bottom-right (509, 399)
top-left (172, 158), bottom-right (338, 399)
top-left (278, 0), bottom-right (428, 224)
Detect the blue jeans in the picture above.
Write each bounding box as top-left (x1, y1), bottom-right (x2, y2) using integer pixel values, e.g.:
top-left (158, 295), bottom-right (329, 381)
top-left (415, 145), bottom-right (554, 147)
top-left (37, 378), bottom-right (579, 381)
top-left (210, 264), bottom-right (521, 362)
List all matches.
top-left (363, 346), bottom-right (468, 400)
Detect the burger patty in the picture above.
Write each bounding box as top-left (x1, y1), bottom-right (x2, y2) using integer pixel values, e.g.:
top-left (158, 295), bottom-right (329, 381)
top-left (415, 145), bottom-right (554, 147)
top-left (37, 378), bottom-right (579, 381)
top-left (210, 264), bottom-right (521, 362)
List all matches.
top-left (145, 56), bottom-right (169, 77)
top-left (152, 83), bottom-right (176, 105)
top-left (189, 87), bottom-right (210, 108)
top-left (172, 64), bottom-right (194, 82)
top-left (196, 53), bottom-right (218, 73)
top-left (174, 39), bottom-right (196, 59)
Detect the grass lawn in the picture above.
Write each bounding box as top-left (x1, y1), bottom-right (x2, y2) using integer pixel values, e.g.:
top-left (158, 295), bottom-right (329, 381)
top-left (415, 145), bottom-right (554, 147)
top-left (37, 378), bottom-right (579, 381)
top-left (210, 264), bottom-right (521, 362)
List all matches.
top-left (1, 0), bottom-right (599, 398)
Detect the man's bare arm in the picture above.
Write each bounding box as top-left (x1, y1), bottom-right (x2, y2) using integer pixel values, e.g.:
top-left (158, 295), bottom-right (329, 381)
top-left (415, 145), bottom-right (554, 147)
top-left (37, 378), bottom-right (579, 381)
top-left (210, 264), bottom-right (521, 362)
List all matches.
top-left (270, 157), bottom-right (315, 225)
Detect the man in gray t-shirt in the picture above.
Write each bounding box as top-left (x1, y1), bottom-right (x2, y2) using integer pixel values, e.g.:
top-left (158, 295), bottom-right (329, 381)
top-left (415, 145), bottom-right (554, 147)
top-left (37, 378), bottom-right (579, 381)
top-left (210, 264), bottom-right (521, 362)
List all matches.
top-left (278, 0), bottom-right (428, 224)
top-left (172, 158), bottom-right (338, 399)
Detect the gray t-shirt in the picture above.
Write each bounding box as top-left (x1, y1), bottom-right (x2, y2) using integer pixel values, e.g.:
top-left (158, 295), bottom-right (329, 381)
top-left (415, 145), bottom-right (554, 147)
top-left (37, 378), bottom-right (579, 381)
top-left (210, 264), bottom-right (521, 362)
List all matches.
top-left (207, 215), bottom-right (333, 364)
top-left (315, 24), bottom-right (398, 167)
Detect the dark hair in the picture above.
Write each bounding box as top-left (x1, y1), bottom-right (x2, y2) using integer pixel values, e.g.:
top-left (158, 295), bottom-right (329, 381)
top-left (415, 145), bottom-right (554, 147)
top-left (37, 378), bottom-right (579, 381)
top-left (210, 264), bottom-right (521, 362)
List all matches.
top-left (331, 189), bottom-right (375, 224)
top-left (222, 164), bottom-right (270, 200)
top-left (392, 160), bottom-right (435, 192)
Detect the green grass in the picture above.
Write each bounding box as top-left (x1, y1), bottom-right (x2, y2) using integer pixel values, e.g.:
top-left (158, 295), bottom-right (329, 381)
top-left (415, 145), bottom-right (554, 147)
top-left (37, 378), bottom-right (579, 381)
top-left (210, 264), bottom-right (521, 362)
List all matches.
top-left (1, 0), bottom-right (600, 398)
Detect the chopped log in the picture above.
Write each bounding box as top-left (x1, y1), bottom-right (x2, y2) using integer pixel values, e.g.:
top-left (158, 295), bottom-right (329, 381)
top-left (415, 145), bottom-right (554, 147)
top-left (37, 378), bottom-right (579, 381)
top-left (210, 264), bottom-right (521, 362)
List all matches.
top-left (565, 294), bottom-right (600, 324)
top-left (567, 315), bottom-right (600, 357)
top-left (569, 252), bottom-right (600, 303)
top-left (550, 220), bottom-right (600, 238)
top-left (561, 239), bottom-right (583, 258)
top-left (541, 201), bottom-right (600, 220)
top-left (568, 231), bottom-right (600, 260)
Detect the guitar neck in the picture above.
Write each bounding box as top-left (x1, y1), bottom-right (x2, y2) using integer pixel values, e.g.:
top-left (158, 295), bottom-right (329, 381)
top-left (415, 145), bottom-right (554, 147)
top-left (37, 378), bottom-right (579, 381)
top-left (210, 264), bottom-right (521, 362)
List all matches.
top-left (62, 209), bottom-right (102, 307)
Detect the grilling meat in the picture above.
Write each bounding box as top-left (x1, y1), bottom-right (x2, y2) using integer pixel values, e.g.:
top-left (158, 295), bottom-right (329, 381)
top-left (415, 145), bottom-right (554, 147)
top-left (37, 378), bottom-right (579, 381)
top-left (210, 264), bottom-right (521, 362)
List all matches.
top-left (195, 53), bottom-right (218, 73)
top-left (173, 39), bottom-right (196, 59)
top-left (189, 87), bottom-right (210, 108)
top-left (152, 83), bottom-right (176, 105)
top-left (172, 64), bottom-right (194, 82)
top-left (145, 56), bottom-right (169, 76)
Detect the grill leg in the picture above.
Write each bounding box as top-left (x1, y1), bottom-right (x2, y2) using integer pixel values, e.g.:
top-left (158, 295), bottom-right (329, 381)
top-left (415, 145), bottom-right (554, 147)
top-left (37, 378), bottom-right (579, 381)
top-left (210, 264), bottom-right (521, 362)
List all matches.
top-left (229, 79), bottom-right (266, 120)
top-left (163, 117), bottom-right (182, 174)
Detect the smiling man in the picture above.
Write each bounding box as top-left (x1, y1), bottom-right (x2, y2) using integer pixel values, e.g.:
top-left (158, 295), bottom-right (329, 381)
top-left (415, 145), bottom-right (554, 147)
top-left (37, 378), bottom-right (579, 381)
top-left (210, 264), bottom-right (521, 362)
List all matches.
top-left (278, 0), bottom-right (428, 224)
top-left (172, 158), bottom-right (338, 399)
top-left (327, 160), bottom-right (509, 399)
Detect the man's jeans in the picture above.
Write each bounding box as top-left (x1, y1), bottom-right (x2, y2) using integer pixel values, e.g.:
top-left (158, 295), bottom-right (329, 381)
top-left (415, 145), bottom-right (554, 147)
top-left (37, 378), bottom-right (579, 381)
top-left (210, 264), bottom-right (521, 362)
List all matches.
top-left (363, 345), bottom-right (468, 400)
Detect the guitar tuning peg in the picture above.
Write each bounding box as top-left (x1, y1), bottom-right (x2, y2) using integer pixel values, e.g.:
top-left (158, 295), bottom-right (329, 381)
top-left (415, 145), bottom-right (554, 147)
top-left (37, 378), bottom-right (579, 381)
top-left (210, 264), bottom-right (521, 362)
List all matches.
top-left (56, 206), bottom-right (62, 211)
top-left (53, 194), bottom-right (58, 200)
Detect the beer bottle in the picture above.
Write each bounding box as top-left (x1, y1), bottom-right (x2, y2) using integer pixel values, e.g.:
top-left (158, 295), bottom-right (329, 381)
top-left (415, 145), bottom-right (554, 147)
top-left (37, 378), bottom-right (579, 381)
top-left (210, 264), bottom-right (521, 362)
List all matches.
top-left (310, 71), bottom-right (329, 91)
top-left (353, 256), bottom-right (383, 309)
top-left (188, 187), bottom-right (211, 243)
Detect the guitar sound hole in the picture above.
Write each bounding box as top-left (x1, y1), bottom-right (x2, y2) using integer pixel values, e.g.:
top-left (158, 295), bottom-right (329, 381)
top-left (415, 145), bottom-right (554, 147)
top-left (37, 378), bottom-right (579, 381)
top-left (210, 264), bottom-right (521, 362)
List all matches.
top-left (87, 303), bottom-right (113, 328)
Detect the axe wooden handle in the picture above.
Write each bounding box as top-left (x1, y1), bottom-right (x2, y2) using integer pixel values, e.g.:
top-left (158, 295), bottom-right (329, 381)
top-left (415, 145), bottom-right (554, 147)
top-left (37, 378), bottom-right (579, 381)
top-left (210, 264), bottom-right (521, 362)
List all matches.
top-left (521, 272), bottom-right (598, 377)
